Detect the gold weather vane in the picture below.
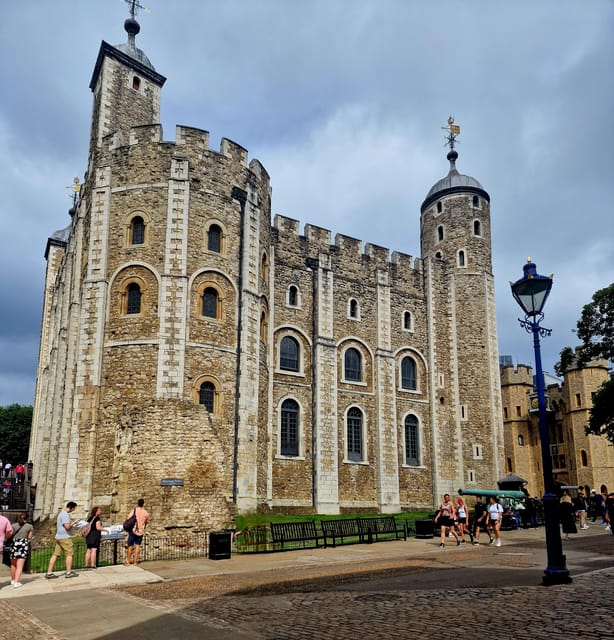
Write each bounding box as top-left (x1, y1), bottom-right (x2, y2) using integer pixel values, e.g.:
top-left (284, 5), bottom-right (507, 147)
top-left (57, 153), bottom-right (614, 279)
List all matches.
top-left (124, 0), bottom-right (150, 19)
top-left (442, 116), bottom-right (461, 150)
top-left (65, 177), bottom-right (81, 207)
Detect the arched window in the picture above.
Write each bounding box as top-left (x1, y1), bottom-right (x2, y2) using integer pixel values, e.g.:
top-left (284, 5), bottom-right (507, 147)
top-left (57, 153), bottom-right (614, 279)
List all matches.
top-left (435, 251), bottom-right (443, 259)
top-left (437, 225), bottom-right (444, 242)
top-left (472, 195), bottom-right (479, 207)
top-left (132, 76), bottom-right (141, 91)
top-left (344, 347), bottom-right (361, 382)
top-left (288, 285), bottom-right (298, 307)
top-left (349, 298), bottom-right (359, 319)
top-left (126, 282), bottom-right (142, 314)
top-left (261, 253), bottom-right (268, 283)
top-left (202, 287), bottom-right (219, 318)
top-left (280, 399), bottom-right (299, 456)
top-left (260, 310), bottom-right (268, 342)
top-left (473, 220), bottom-right (481, 236)
top-left (404, 414), bottom-right (419, 465)
top-left (518, 434), bottom-right (524, 446)
top-left (581, 449), bottom-right (588, 467)
top-left (403, 311), bottom-right (413, 331)
top-left (401, 356), bottom-right (417, 390)
top-left (280, 336), bottom-right (299, 372)
top-left (346, 407), bottom-right (363, 462)
top-left (199, 381), bottom-right (216, 413)
top-left (458, 250), bottom-right (465, 267)
top-left (208, 224), bottom-right (222, 252)
top-left (437, 201), bottom-right (442, 213)
top-left (131, 216), bottom-right (145, 245)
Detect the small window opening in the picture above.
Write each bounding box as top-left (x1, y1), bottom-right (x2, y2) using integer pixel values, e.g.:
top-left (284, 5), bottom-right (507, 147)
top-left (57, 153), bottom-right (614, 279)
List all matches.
top-left (132, 76), bottom-right (141, 90)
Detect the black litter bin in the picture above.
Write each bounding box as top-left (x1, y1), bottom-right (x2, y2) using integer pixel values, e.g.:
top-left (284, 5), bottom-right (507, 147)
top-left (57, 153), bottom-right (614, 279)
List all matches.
top-left (209, 530), bottom-right (232, 560)
top-left (414, 519), bottom-right (435, 539)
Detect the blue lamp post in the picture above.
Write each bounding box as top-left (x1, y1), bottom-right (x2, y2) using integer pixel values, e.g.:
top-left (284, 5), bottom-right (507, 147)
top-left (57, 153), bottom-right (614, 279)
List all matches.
top-left (510, 258), bottom-right (571, 586)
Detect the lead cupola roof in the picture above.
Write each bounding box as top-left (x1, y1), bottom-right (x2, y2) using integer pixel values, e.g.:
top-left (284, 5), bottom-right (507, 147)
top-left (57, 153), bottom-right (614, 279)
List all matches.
top-left (421, 149), bottom-right (489, 213)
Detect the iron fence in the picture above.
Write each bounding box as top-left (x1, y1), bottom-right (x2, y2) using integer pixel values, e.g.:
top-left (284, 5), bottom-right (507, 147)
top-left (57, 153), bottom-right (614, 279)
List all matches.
top-left (27, 532), bottom-right (214, 573)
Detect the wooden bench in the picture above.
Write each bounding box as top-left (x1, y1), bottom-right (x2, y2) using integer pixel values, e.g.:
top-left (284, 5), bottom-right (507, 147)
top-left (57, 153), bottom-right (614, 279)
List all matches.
top-left (269, 521), bottom-right (323, 549)
top-left (358, 516), bottom-right (407, 543)
top-left (321, 518), bottom-right (363, 547)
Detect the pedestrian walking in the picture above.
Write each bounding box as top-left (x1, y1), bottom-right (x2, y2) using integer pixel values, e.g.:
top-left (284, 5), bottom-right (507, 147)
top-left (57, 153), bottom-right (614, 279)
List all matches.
top-left (434, 493), bottom-right (461, 549)
top-left (472, 495), bottom-right (491, 545)
top-left (9, 512), bottom-right (33, 589)
top-left (487, 496), bottom-right (503, 547)
top-left (45, 501), bottom-right (80, 579)
top-left (455, 497), bottom-right (472, 543)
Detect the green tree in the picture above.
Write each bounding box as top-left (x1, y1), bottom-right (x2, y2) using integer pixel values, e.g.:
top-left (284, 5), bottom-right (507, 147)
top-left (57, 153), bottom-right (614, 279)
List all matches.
top-left (0, 404), bottom-right (32, 464)
top-left (556, 283), bottom-right (614, 443)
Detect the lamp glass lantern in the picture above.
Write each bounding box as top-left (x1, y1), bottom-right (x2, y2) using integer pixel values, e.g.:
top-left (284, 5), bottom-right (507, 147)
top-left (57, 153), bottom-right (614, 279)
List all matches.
top-left (510, 259), bottom-right (553, 318)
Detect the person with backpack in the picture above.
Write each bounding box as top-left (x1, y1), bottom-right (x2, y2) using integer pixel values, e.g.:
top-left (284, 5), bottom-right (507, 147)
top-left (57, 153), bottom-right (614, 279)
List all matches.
top-left (124, 498), bottom-right (149, 566)
top-left (83, 506), bottom-right (109, 570)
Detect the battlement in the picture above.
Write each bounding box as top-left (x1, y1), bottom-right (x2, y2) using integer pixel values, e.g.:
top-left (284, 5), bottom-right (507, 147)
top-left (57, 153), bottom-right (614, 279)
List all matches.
top-left (97, 124), bottom-right (269, 189)
top-left (273, 217), bottom-right (420, 279)
top-left (500, 364), bottom-right (533, 386)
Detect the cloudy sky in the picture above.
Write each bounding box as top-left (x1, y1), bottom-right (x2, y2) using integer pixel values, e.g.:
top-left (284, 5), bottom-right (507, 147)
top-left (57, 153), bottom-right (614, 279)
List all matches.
top-left (0, 0), bottom-right (612, 406)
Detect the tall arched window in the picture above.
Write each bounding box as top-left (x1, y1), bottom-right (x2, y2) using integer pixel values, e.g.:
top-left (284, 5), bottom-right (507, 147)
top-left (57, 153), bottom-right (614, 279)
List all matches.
top-left (518, 434), bottom-right (524, 446)
top-left (404, 414), bottom-right (419, 465)
top-left (473, 220), bottom-right (482, 236)
top-left (202, 287), bottom-right (218, 318)
top-left (349, 298), bottom-right (359, 319)
top-left (280, 336), bottom-right (299, 371)
top-left (344, 347), bottom-right (361, 382)
top-left (260, 310), bottom-right (268, 343)
top-left (280, 399), bottom-right (299, 456)
top-left (199, 381), bottom-right (215, 413)
top-left (288, 285), bottom-right (298, 307)
top-left (126, 282), bottom-right (142, 314)
top-left (401, 356), bottom-right (417, 390)
top-left (581, 449), bottom-right (588, 466)
top-left (437, 225), bottom-right (444, 242)
top-left (458, 250), bottom-right (465, 267)
top-left (347, 407), bottom-right (363, 462)
top-left (208, 224), bottom-right (222, 252)
top-left (131, 216), bottom-right (145, 245)
top-left (261, 253), bottom-right (268, 283)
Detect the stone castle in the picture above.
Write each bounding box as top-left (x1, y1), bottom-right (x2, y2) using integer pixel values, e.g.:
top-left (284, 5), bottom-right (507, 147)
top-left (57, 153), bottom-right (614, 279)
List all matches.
top-left (29, 14), bottom-right (505, 530)
top-left (501, 355), bottom-right (614, 496)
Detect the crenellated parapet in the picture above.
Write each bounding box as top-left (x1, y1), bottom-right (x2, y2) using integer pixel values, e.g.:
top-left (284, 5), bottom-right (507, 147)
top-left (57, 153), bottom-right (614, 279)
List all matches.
top-left (94, 124), bottom-right (271, 193)
top-left (500, 363), bottom-right (534, 386)
top-left (272, 215), bottom-right (421, 287)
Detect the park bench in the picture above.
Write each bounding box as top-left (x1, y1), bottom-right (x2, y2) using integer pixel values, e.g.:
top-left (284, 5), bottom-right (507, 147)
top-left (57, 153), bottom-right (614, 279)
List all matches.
top-left (321, 518), bottom-right (363, 547)
top-left (357, 516), bottom-right (407, 543)
top-left (269, 520), bottom-right (323, 549)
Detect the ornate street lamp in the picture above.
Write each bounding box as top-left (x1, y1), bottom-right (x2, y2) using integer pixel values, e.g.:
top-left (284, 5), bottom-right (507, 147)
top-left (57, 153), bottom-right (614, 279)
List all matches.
top-left (510, 258), bottom-right (571, 585)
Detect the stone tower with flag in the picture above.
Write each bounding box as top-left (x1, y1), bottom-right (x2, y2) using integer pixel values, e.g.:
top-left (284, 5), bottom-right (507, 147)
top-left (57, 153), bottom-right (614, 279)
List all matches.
top-left (30, 12), bottom-right (504, 530)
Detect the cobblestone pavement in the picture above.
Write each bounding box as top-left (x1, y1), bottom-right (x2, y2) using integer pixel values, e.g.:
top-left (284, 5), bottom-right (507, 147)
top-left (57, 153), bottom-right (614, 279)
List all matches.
top-left (1, 529), bottom-right (613, 639)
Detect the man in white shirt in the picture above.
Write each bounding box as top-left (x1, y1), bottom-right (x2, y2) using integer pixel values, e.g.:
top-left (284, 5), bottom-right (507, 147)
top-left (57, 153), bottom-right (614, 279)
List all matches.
top-left (45, 501), bottom-right (80, 579)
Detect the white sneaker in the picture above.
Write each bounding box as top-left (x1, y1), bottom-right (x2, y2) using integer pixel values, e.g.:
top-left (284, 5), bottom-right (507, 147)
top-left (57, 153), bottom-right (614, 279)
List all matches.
top-left (10, 580), bottom-right (15, 586)
top-left (581, 525), bottom-right (589, 530)
top-left (495, 539), bottom-right (502, 547)
top-left (13, 582), bottom-right (23, 589)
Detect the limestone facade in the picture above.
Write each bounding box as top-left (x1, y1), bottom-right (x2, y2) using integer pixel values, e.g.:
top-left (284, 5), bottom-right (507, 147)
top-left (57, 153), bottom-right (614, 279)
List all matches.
top-left (30, 25), bottom-right (504, 531)
top-left (500, 358), bottom-right (614, 495)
